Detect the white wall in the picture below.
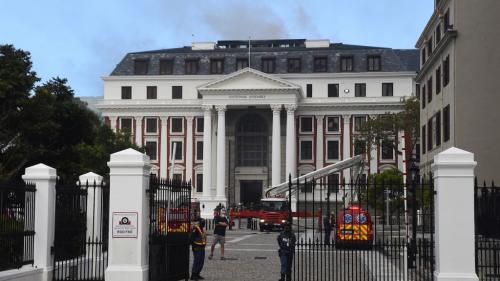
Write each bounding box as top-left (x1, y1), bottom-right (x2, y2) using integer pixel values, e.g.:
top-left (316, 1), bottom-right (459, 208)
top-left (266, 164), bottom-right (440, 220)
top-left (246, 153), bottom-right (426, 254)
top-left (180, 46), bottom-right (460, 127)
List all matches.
top-left (0, 267), bottom-right (42, 281)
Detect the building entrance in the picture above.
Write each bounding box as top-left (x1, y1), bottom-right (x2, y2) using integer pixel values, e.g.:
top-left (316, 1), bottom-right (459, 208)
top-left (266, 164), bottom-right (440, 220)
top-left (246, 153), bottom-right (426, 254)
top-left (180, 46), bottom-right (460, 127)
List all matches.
top-left (240, 180), bottom-right (263, 206)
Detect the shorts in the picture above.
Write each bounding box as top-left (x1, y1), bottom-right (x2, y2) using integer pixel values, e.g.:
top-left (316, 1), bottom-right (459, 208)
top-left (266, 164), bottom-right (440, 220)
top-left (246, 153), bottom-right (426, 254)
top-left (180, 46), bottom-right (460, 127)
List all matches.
top-left (213, 234), bottom-right (225, 245)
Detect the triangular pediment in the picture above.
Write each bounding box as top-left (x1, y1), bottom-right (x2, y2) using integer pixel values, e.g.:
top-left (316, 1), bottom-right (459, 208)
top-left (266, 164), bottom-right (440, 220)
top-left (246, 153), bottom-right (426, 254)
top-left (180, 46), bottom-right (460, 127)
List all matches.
top-left (198, 68), bottom-right (300, 91)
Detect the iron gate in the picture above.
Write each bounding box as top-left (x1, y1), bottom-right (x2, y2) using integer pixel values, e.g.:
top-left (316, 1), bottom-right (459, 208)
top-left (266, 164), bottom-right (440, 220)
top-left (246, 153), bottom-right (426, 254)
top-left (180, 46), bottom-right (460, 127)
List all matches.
top-left (53, 180), bottom-right (109, 281)
top-left (290, 173), bottom-right (435, 281)
top-left (148, 176), bottom-right (191, 281)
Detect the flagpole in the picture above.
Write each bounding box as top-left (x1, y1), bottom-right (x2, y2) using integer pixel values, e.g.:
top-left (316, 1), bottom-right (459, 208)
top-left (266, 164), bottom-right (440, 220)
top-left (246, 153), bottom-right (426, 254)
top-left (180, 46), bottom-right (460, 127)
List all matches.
top-left (248, 36), bottom-right (251, 68)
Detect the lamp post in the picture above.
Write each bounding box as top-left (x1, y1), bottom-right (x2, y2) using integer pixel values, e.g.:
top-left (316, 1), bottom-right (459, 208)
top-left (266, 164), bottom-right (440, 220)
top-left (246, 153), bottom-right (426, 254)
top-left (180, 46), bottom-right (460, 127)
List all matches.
top-left (408, 155), bottom-right (419, 268)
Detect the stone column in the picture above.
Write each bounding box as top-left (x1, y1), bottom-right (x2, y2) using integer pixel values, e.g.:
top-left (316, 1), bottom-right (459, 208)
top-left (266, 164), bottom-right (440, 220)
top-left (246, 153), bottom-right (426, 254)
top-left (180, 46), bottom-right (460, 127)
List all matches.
top-left (80, 172), bottom-right (104, 240)
top-left (109, 116), bottom-right (118, 132)
top-left (271, 104), bottom-right (282, 186)
top-left (432, 147), bottom-right (479, 281)
top-left (316, 115), bottom-right (325, 169)
top-left (215, 105), bottom-right (227, 202)
top-left (135, 116), bottom-right (143, 146)
top-left (285, 104), bottom-right (297, 180)
top-left (22, 164), bottom-right (57, 281)
top-left (186, 116), bottom-right (194, 183)
top-left (202, 105), bottom-right (213, 198)
top-left (106, 149), bottom-right (150, 281)
top-left (342, 115), bottom-right (351, 182)
top-left (160, 117), bottom-right (168, 178)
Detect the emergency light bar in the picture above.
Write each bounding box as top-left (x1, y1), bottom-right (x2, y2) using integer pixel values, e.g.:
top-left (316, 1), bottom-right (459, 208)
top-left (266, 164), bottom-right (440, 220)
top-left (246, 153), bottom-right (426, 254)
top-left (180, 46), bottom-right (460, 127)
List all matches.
top-left (264, 155), bottom-right (365, 198)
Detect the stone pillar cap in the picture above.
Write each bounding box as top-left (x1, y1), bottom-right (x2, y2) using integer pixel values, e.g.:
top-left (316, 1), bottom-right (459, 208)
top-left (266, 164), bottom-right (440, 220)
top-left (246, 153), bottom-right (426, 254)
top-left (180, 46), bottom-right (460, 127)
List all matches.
top-left (108, 148), bottom-right (151, 168)
top-left (433, 147), bottom-right (476, 165)
top-left (22, 163), bottom-right (57, 180)
top-left (79, 172), bottom-right (104, 185)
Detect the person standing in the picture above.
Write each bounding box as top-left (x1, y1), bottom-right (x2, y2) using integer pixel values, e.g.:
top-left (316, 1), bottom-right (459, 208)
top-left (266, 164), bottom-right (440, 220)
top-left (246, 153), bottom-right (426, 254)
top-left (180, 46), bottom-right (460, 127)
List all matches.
top-left (277, 221), bottom-right (296, 281)
top-left (190, 218), bottom-right (207, 280)
top-left (208, 208), bottom-right (229, 260)
top-left (323, 214), bottom-right (332, 245)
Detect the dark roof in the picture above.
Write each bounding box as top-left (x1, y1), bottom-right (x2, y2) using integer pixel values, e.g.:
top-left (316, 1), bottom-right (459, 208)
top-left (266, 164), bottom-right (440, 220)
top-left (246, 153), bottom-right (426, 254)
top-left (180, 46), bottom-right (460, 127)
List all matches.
top-left (111, 40), bottom-right (419, 76)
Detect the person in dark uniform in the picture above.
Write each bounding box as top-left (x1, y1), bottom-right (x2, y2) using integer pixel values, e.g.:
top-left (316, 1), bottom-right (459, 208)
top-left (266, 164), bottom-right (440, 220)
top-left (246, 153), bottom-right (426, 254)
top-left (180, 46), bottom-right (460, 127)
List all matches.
top-left (277, 221), bottom-right (296, 281)
top-left (190, 219), bottom-right (207, 280)
top-left (323, 214), bottom-right (332, 245)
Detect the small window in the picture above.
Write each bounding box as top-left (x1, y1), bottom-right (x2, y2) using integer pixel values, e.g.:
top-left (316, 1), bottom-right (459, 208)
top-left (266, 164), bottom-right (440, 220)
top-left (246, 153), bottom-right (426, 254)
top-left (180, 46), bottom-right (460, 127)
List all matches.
top-left (353, 116), bottom-right (367, 132)
top-left (422, 85), bottom-right (426, 109)
top-left (436, 24), bottom-right (442, 44)
top-left (354, 138), bottom-right (366, 155)
top-left (121, 86), bottom-right (132, 99)
top-left (287, 58), bottom-right (301, 73)
top-left (196, 117), bottom-right (204, 134)
top-left (159, 59), bottom-right (173, 75)
top-left (147, 86), bottom-right (157, 99)
top-left (145, 141), bottom-right (157, 161)
top-left (196, 174), bottom-right (203, 193)
top-left (382, 83), bottom-right (393, 97)
top-left (367, 55), bottom-right (381, 71)
top-left (436, 67), bottom-right (442, 94)
top-left (443, 56), bottom-right (450, 87)
top-left (313, 57), bottom-right (328, 72)
top-left (444, 9), bottom-right (450, 30)
top-left (435, 111), bottom-right (441, 147)
top-left (427, 119), bottom-right (433, 150)
top-left (327, 140), bottom-right (340, 160)
top-left (381, 139), bottom-right (394, 160)
top-left (171, 141), bottom-right (183, 160)
top-left (427, 37), bottom-right (433, 55)
top-left (210, 59), bottom-right (224, 74)
top-left (173, 174), bottom-right (182, 182)
top-left (427, 77), bottom-right (433, 103)
top-left (328, 84), bottom-right (339, 97)
top-left (327, 174), bottom-right (340, 193)
top-left (196, 140), bottom-right (203, 161)
top-left (300, 117), bottom-right (313, 133)
top-left (422, 125), bottom-right (426, 154)
top-left (326, 116), bottom-right (340, 133)
top-left (145, 118), bottom-right (158, 134)
top-left (262, 58), bottom-right (276, 73)
top-left (300, 140), bottom-right (313, 161)
top-left (134, 59), bottom-right (148, 75)
top-left (236, 58), bottom-right (248, 70)
top-left (416, 83), bottom-right (420, 100)
top-left (185, 59), bottom-right (199, 74)
top-left (421, 48), bottom-right (426, 65)
top-left (172, 86), bottom-right (182, 99)
top-left (306, 84), bottom-right (312, 98)
top-left (443, 105), bottom-right (450, 142)
top-left (120, 118), bottom-right (132, 132)
top-left (355, 83), bottom-right (366, 97)
top-left (340, 56), bottom-right (353, 72)
top-left (171, 118), bottom-right (183, 133)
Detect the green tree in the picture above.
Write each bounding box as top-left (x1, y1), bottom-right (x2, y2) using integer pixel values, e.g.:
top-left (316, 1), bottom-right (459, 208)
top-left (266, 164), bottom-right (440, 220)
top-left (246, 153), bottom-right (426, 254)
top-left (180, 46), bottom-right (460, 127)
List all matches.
top-left (363, 168), bottom-right (404, 222)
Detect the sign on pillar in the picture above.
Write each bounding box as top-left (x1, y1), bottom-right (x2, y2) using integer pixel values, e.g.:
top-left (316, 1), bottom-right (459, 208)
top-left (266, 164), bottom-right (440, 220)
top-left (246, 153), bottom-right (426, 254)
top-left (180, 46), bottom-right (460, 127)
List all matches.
top-left (105, 148), bottom-right (151, 281)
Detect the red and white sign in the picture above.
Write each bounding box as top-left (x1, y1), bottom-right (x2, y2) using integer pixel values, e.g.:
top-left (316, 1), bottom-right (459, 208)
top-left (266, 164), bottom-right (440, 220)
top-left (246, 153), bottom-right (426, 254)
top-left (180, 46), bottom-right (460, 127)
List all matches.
top-left (112, 212), bottom-right (138, 238)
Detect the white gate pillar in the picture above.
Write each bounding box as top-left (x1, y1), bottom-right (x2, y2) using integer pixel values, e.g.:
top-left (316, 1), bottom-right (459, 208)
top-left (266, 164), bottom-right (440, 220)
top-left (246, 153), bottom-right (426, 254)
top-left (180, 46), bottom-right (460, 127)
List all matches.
top-left (22, 163), bottom-right (57, 281)
top-left (80, 172), bottom-right (104, 240)
top-left (105, 148), bottom-right (151, 281)
top-left (432, 147), bottom-right (478, 281)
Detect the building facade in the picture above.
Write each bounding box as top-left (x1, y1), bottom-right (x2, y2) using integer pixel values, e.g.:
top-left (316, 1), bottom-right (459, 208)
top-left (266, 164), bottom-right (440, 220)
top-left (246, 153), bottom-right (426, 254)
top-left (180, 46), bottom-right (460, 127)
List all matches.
top-left (97, 39), bottom-right (418, 216)
top-left (417, 0), bottom-right (500, 182)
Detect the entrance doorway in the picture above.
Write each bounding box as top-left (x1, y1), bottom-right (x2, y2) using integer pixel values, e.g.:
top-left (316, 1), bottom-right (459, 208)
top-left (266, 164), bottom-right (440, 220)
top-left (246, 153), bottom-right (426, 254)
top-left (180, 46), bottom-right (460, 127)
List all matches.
top-left (240, 180), bottom-right (262, 206)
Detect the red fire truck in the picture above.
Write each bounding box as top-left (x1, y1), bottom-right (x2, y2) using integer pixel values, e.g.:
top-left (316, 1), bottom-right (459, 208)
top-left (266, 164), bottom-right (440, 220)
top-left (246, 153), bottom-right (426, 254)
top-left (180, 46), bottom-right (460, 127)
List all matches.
top-left (258, 198), bottom-right (289, 232)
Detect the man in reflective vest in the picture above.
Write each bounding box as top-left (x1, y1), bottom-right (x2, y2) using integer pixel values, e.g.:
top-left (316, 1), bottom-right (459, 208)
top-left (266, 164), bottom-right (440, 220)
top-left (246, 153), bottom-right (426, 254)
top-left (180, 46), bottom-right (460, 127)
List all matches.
top-left (190, 218), bottom-right (207, 280)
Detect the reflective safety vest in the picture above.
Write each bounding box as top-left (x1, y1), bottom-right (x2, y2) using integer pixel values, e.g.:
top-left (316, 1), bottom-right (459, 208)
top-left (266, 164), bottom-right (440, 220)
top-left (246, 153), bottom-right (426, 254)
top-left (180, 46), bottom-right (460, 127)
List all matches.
top-left (192, 225), bottom-right (207, 246)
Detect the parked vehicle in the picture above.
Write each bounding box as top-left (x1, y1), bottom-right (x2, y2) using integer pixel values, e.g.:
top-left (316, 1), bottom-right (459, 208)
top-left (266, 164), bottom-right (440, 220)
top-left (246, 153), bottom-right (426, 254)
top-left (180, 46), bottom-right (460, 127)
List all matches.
top-left (335, 204), bottom-right (374, 249)
top-left (258, 198), bottom-right (289, 232)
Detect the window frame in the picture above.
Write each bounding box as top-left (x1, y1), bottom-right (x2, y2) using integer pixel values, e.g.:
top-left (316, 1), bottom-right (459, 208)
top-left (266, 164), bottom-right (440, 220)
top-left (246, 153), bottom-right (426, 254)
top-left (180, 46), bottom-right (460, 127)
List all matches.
top-left (443, 55), bottom-right (450, 87)
top-left (195, 173), bottom-right (203, 193)
top-left (340, 56), bottom-right (354, 72)
top-left (435, 111), bottom-right (441, 147)
top-left (236, 58), bottom-right (249, 70)
top-left (170, 139), bottom-right (184, 162)
top-left (436, 66), bottom-right (442, 94)
top-left (306, 84), bottom-right (312, 98)
top-left (313, 56), bottom-right (328, 72)
top-left (382, 83), bottom-right (394, 97)
top-left (146, 86), bottom-right (157, 99)
top-left (120, 117), bottom-right (133, 133)
top-left (172, 86), bottom-right (183, 99)
top-left (367, 55), bottom-right (381, 71)
top-left (422, 125), bottom-right (426, 154)
top-left (185, 59), bottom-right (199, 74)
top-left (380, 138), bottom-right (395, 161)
top-left (261, 57), bottom-right (276, 73)
top-left (195, 117), bottom-right (204, 135)
top-left (145, 117), bottom-right (159, 134)
top-left (134, 59), bottom-right (149, 75)
top-left (299, 138), bottom-right (314, 162)
top-left (422, 85), bottom-right (426, 109)
top-left (325, 116), bottom-right (340, 133)
top-left (443, 105), bottom-right (450, 142)
top-left (145, 140), bottom-right (158, 161)
top-left (328, 84), bottom-right (339, 98)
top-left (299, 116), bottom-right (314, 134)
top-left (121, 86), bottom-right (132, 99)
top-left (326, 138), bottom-right (340, 161)
top-left (355, 83), bottom-right (366, 97)
top-left (159, 59), bottom-right (173, 75)
top-left (353, 115), bottom-right (367, 133)
top-left (195, 139), bottom-right (203, 162)
top-left (427, 77), bottom-right (433, 103)
top-left (287, 58), bottom-right (302, 73)
top-left (210, 58), bottom-right (224, 74)
top-left (170, 117), bottom-right (184, 135)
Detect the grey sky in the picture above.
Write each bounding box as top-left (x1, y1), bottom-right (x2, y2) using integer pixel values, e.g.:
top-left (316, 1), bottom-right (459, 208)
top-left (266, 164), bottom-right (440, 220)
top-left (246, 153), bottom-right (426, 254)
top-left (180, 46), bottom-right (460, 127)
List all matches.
top-left (0, 0), bottom-right (433, 97)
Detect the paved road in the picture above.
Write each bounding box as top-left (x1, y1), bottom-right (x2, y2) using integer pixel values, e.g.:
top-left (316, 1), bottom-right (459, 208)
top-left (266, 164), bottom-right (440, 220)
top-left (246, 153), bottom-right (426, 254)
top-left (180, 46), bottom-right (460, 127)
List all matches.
top-left (190, 227), bottom-right (282, 281)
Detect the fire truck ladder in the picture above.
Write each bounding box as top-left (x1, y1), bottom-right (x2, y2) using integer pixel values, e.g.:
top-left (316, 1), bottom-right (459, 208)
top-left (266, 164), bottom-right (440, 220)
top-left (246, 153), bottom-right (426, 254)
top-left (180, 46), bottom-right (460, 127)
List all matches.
top-left (264, 155), bottom-right (365, 206)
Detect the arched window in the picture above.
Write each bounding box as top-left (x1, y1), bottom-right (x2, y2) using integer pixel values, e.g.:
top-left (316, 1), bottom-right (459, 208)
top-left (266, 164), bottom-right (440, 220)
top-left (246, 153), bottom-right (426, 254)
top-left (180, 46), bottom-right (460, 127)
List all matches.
top-left (236, 114), bottom-right (268, 166)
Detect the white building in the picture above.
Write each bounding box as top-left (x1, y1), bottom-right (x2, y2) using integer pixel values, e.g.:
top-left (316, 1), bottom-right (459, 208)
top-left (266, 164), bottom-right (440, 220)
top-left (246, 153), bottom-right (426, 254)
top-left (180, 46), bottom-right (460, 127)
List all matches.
top-left (97, 39), bottom-right (419, 217)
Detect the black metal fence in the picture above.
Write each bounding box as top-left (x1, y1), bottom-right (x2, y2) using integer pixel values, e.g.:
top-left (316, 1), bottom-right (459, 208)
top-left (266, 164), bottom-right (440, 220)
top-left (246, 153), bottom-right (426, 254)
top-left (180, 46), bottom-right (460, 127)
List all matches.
top-left (0, 181), bottom-right (36, 271)
top-left (475, 180), bottom-right (500, 280)
top-left (148, 176), bottom-right (191, 281)
top-left (290, 174), bottom-right (435, 281)
top-left (53, 180), bottom-right (109, 281)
